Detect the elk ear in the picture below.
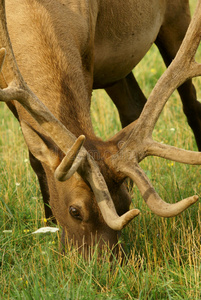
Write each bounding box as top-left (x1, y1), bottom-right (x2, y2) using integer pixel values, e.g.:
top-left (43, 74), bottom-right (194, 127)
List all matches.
top-left (21, 121), bottom-right (61, 169)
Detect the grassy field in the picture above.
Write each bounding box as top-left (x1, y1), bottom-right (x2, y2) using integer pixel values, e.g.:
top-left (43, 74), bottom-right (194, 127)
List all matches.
top-left (0, 2), bottom-right (201, 299)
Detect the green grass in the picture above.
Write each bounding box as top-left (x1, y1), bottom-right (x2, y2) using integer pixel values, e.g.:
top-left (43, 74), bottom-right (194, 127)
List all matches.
top-left (1, 2), bottom-right (201, 299)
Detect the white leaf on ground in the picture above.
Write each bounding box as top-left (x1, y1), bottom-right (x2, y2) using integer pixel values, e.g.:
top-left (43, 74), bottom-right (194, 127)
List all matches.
top-left (32, 227), bottom-right (59, 234)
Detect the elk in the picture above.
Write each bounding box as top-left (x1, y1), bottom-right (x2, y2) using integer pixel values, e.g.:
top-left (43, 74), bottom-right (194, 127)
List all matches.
top-left (0, 0), bottom-right (201, 255)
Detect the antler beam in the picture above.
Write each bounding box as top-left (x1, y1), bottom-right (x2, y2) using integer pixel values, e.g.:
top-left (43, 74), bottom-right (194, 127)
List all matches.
top-left (107, 0), bottom-right (201, 217)
top-left (133, 0), bottom-right (201, 139)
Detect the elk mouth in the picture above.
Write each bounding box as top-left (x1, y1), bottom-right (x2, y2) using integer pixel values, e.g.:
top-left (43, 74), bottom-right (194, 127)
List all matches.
top-left (60, 226), bottom-right (127, 261)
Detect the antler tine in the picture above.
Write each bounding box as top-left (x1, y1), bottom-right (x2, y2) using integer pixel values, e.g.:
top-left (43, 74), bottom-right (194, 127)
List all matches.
top-left (123, 163), bottom-right (198, 218)
top-left (54, 135), bottom-right (86, 181)
top-left (0, 47), bottom-right (5, 72)
top-left (0, 0), bottom-right (139, 231)
top-left (147, 141), bottom-right (201, 165)
top-left (84, 156), bottom-right (140, 230)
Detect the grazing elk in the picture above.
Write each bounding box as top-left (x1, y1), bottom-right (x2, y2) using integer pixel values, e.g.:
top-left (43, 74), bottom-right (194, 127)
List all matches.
top-left (0, 0), bottom-right (201, 255)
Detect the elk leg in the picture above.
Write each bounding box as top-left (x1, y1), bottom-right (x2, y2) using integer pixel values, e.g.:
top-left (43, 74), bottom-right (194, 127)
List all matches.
top-left (29, 151), bottom-right (56, 223)
top-left (6, 101), bottom-right (55, 222)
top-left (105, 72), bottom-right (147, 127)
top-left (155, 14), bottom-right (201, 150)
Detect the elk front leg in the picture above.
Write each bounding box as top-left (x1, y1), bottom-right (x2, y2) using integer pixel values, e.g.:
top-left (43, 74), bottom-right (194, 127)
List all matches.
top-left (155, 5), bottom-right (201, 150)
top-left (29, 151), bottom-right (56, 224)
top-left (177, 81), bottom-right (201, 151)
top-left (105, 72), bottom-right (146, 127)
top-left (5, 100), bottom-right (55, 222)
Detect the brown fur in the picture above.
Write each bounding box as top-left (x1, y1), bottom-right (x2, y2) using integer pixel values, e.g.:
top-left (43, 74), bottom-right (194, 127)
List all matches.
top-left (2, 0), bottom-right (201, 253)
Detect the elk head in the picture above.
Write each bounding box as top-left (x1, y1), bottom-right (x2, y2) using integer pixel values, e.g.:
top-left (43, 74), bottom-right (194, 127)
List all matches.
top-left (0, 0), bottom-right (201, 256)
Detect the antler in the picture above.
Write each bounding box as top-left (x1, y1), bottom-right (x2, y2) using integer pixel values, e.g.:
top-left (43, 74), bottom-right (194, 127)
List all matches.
top-left (107, 0), bottom-right (201, 217)
top-left (0, 0), bottom-right (139, 230)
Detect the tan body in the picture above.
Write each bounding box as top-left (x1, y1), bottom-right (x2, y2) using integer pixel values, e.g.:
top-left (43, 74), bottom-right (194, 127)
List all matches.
top-left (1, 0), bottom-right (201, 253)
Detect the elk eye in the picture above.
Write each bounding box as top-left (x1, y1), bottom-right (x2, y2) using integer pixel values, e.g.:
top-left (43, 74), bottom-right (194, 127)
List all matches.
top-left (69, 206), bottom-right (82, 220)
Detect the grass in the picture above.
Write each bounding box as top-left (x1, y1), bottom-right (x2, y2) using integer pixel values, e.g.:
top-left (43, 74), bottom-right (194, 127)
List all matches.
top-left (0, 2), bottom-right (201, 299)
